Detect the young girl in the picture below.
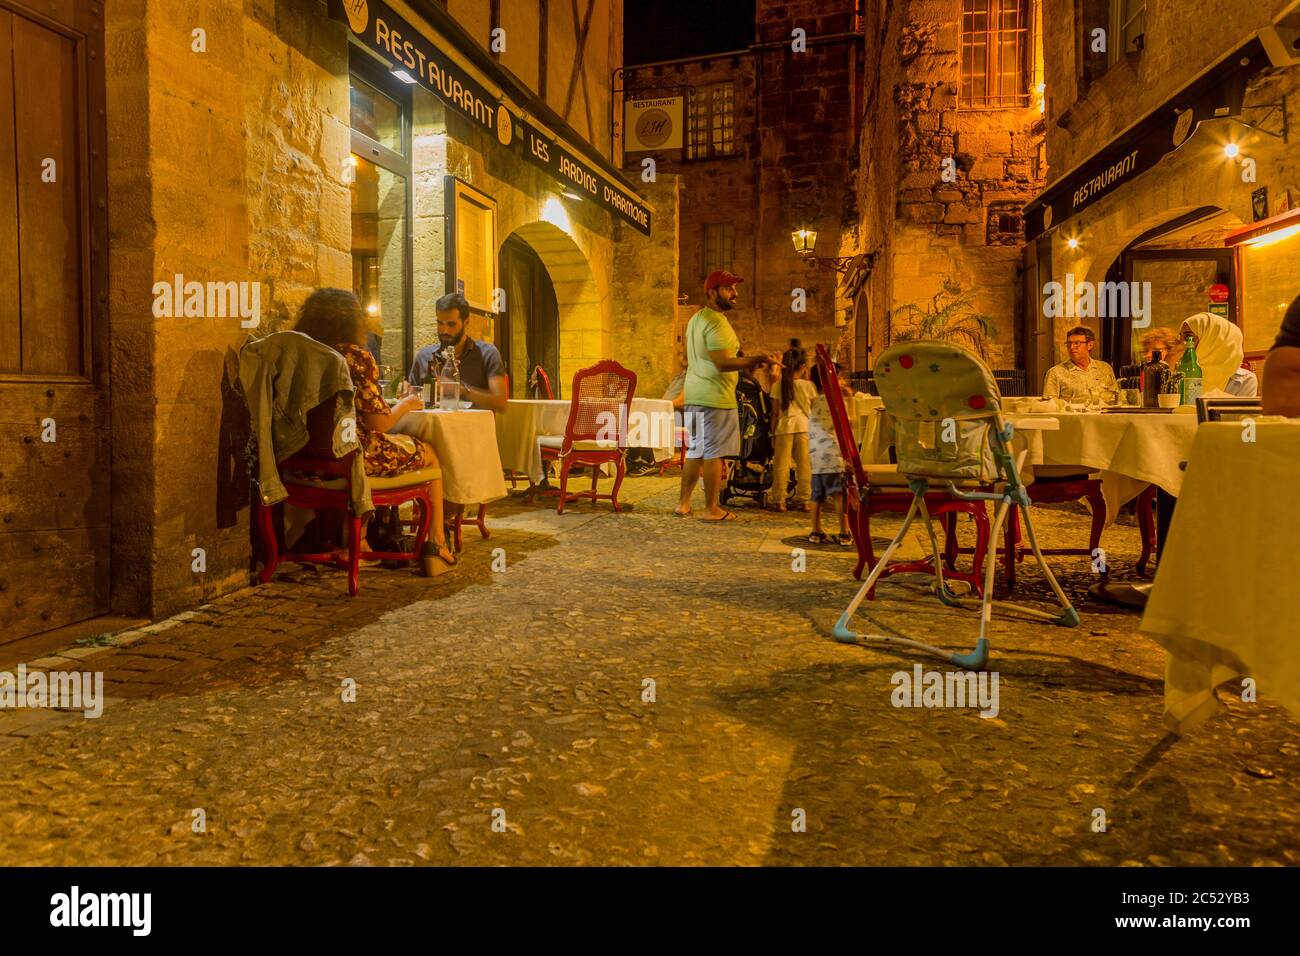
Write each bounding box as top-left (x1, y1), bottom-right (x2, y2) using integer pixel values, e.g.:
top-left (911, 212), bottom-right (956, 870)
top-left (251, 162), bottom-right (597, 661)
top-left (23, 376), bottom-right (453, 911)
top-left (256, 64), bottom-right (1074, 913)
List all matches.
top-left (806, 364), bottom-right (851, 546)
top-left (768, 342), bottom-right (815, 511)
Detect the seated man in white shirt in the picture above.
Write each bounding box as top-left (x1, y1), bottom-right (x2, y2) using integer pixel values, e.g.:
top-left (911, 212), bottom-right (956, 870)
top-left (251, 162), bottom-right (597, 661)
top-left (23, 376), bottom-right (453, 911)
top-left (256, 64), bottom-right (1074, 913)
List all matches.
top-left (1042, 326), bottom-right (1117, 401)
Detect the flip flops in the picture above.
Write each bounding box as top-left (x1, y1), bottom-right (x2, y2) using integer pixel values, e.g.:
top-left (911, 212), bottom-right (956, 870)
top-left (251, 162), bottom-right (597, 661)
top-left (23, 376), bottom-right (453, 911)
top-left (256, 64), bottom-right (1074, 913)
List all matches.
top-left (671, 508), bottom-right (692, 517)
top-left (700, 510), bottom-right (736, 522)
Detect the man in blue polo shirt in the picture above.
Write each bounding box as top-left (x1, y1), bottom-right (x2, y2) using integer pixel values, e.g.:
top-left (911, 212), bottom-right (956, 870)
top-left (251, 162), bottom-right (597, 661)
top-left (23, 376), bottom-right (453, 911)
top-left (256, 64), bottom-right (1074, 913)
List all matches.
top-left (407, 293), bottom-right (509, 412)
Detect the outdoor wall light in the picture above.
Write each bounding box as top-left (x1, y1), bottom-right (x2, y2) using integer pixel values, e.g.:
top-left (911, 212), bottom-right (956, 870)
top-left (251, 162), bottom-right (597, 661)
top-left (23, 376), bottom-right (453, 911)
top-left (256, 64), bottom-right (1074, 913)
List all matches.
top-left (792, 228), bottom-right (818, 257)
top-left (791, 227), bottom-right (863, 275)
top-left (1067, 237), bottom-right (1080, 250)
top-left (560, 189), bottom-right (585, 201)
top-left (366, 304), bottom-right (379, 315)
top-left (1224, 142), bottom-right (1241, 158)
top-left (392, 69), bottom-right (417, 84)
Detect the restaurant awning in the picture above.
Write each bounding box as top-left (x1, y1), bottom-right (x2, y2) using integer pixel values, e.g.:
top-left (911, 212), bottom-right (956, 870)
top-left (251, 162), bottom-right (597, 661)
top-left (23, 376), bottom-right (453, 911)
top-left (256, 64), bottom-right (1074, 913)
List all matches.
top-left (328, 0), bottom-right (653, 236)
top-left (1023, 37), bottom-right (1270, 242)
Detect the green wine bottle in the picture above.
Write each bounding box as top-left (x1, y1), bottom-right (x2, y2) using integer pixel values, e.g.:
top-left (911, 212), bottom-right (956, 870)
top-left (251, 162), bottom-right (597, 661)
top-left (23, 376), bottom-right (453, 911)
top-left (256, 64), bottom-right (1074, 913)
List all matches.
top-left (1178, 333), bottom-right (1203, 406)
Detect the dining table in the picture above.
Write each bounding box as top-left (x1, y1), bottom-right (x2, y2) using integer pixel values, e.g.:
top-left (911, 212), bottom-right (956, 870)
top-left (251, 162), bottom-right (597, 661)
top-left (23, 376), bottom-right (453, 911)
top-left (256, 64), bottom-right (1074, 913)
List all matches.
top-left (859, 399), bottom-right (1200, 525)
top-left (496, 397), bottom-right (677, 484)
top-left (1140, 418), bottom-right (1300, 733)
top-left (390, 408), bottom-right (509, 505)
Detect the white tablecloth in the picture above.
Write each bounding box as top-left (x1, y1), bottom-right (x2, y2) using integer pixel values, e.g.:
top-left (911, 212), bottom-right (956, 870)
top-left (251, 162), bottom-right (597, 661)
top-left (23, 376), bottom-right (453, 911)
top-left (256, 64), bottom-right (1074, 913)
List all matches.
top-left (855, 405), bottom-right (1196, 523)
top-left (391, 409), bottom-right (508, 505)
top-left (1018, 410), bottom-right (1199, 522)
top-left (1140, 420), bottom-right (1300, 733)
top-left (497, 398), bottom-right (676, 483)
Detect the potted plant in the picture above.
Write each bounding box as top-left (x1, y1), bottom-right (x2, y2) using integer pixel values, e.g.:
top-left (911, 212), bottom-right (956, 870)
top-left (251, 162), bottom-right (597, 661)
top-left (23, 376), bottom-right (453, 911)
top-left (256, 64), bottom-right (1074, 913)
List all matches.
top-left (889, 279), bottom-right (997, 360)
top-left (1158, 370), bottom-right (1183, 408)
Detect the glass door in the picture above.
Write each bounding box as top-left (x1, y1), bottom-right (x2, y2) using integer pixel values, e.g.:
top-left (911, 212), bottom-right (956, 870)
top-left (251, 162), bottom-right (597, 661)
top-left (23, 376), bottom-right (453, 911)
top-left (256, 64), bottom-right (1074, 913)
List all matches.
top-left (348, 64), bottom-right (411, 381)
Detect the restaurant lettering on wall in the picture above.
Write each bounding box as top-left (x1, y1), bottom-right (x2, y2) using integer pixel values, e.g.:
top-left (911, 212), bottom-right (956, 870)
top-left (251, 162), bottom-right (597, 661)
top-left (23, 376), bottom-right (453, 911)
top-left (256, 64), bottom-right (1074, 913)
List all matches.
top-left (331, 0), bottom-right (652, 235)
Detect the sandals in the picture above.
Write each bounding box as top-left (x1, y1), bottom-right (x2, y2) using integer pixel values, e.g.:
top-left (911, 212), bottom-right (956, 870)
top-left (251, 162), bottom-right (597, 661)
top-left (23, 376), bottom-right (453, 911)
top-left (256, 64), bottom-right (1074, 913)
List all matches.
top-left (807, 530), bottom-right (828, 544)
top-left (420, 539), bottom-right (458, 576)
top-left (833, 533), bottom-right (853, 548)
top-left (699, 510), bottom-right (736, 522)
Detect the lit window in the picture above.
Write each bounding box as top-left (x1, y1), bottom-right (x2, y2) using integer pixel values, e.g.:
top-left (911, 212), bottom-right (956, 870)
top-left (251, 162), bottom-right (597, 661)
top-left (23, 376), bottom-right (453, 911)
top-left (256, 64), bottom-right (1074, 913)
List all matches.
top-left (687, 83), bottom-right (735, 159)
top-left (960, 0), bottom-right (1032, 109)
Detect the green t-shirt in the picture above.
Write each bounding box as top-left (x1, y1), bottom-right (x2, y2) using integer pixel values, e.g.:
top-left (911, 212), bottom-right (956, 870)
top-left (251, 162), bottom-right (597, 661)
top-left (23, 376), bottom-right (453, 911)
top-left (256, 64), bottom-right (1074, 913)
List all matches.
top-left (683, 307), bottom-right (741, 409)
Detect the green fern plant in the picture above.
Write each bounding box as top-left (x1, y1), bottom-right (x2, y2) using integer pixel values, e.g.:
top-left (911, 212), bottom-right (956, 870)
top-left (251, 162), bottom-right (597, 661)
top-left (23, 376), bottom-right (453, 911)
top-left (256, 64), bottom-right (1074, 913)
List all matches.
top-left (890, 279), bottom-right (997, 359)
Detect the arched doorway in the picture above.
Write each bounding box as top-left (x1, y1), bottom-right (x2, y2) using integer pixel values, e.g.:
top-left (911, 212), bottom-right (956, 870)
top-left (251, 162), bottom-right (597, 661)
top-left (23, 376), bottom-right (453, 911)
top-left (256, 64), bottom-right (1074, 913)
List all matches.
top-left (498, 219), bottom-right (601, 398)
top-left (499, 235), bottom-right (559, 397)
top-left (1088, 206), bottom-right (1244, 369)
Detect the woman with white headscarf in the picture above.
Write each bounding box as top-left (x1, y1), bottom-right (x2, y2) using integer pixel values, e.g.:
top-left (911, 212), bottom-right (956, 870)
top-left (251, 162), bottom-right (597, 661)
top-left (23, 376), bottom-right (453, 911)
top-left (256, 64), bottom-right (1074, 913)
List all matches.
top-left (1177, 312), bottom-right (1258, 397)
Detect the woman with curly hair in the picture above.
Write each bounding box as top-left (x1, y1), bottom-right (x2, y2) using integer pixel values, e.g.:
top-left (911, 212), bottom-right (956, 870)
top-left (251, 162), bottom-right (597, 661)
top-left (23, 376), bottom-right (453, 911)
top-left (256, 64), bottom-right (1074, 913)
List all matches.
top-left (294, 288), bottom-right (456, 572)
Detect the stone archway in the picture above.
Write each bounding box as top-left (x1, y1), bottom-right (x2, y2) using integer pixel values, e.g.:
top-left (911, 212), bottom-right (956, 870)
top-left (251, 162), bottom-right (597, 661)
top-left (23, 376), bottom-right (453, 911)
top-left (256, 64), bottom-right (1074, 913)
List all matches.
top-left (505, 220), bottom-right (602, 392)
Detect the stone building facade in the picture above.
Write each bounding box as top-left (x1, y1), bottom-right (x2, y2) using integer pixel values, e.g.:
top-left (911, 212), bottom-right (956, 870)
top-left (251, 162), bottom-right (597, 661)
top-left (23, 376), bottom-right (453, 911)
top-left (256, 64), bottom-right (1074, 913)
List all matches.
top-left (1030, 0), bottom-right (1300, 380)
top-left (2, 0), bottom-right (668, 643)
top-left (854, 0), bottom-right (1047, 374)
top-left (620, 0), bottom-right (864, 376)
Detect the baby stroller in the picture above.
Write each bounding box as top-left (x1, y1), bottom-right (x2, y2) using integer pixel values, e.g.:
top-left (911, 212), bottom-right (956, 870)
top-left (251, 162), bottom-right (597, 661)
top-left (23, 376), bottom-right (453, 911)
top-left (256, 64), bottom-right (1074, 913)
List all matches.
top-left (720, 374), bottom-right (777, 508)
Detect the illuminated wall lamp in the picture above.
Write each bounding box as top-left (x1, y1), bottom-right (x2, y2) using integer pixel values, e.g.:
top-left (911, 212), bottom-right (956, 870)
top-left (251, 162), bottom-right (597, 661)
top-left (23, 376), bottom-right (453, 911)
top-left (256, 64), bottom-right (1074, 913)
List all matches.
top-left (791, 227), bottom-right (856, 273)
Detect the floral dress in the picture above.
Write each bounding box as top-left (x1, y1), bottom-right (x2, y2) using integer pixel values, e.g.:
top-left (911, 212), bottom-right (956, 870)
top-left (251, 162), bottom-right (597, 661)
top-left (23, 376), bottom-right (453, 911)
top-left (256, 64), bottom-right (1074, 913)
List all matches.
top-left (337, 344), bottom-right (436, 478)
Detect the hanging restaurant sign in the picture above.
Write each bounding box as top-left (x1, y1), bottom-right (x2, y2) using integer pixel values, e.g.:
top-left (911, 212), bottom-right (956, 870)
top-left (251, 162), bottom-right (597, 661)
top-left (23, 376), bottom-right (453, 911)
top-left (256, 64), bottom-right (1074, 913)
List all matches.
top-left (1024, 38), bottom-right (1267, 242)
top-left (329, 0), bottom-right (652, 236)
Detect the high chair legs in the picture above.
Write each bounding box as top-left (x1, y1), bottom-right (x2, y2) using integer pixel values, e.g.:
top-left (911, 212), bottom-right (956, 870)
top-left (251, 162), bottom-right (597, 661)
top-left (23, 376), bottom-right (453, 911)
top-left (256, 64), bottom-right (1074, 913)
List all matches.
top-left (831, 487), bottom-right (1079, 671)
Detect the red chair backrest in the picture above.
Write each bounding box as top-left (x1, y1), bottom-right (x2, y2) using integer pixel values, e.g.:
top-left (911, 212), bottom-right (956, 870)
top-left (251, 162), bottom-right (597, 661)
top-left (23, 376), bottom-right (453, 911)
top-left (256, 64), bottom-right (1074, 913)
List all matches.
top-left (814, 345), bottom-right (867, 490)
top-left (532, 365), bottom-right (555, 400)
top-left (280, 392), bottom-right (357, 479)
top-left (559, 360), bottom-right (637, 454)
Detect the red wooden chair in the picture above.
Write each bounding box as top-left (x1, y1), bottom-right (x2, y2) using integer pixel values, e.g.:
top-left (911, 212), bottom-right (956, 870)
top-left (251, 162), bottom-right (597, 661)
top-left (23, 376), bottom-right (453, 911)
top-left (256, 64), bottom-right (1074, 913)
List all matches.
top-left (533, 360), bottom-right (637, 514)
top-left (1002, 468), bottom-right (1107, 587)
top-left (529, 364), bottom-right (555, 400)
top-left (658, 416), bottom-right (689, 476)
top-left (814, 346), bottom-right (992, 597)
top-left (254, 399), bottom-right (440, 596)
top-left (1136, 483), bottom-right (1158, 574)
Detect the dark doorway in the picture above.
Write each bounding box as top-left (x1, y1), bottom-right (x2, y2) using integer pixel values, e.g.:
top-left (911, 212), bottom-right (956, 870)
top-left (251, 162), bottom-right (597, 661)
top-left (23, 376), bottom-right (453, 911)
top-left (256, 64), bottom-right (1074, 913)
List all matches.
top-left (498, 235), bottom-right (560, 398)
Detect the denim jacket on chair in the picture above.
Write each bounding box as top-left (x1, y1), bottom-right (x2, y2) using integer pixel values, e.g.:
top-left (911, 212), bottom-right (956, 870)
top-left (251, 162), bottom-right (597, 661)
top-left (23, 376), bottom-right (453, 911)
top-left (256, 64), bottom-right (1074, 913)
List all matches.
top-left (238, 330), bottom-right (373, 516)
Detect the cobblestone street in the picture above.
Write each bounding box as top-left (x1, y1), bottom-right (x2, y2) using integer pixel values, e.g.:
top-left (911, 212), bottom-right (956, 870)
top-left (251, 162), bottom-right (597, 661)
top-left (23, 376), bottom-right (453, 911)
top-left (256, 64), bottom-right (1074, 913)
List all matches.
top-left (1, 476), bottom-right (1297, 866)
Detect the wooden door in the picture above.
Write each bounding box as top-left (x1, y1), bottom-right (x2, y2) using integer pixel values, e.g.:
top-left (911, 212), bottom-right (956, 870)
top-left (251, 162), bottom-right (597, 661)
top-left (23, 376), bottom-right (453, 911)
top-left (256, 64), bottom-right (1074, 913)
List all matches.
top-left (0, 1), bottom-right (109, 642)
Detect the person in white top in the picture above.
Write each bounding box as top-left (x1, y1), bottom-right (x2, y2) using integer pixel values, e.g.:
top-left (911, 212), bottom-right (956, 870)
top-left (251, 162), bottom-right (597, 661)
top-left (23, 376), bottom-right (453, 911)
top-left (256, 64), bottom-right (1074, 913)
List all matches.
top-left (767, 342), bottom-right (815, 511)
top-left (1177, 312), bottom-right (1258, 397)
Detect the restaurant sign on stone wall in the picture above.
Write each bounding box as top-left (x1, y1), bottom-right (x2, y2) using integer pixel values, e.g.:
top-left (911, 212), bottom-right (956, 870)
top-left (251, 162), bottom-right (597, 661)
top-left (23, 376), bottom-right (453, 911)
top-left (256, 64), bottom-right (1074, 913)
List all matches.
top-left (330, 0), bottom-right (652, 235)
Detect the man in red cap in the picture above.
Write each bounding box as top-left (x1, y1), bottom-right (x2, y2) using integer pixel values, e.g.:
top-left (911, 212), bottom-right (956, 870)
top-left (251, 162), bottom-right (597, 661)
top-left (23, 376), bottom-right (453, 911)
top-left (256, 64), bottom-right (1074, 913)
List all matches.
top-left (673, 270), bottom-right (777, 520)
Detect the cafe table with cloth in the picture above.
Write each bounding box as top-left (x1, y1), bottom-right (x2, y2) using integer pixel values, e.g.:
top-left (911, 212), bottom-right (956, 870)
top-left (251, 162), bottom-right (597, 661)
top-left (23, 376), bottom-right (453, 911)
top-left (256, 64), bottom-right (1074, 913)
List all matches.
top-left (390, 408), bottom-right (508, 506)
top-left (496, 397), bottom-right (676, 484)
top-left (1140, 419), bottom-right (1300, 734)
top-left (863, 399), bottom-right (1200, 523)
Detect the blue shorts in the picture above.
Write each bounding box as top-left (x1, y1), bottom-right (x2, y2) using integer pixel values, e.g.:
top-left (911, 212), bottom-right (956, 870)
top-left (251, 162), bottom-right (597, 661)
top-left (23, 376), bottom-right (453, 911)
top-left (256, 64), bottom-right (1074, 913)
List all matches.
top-left (811, 473), bottom-right (844, 503)
top-left (683, 405), bottom-right (740, 460)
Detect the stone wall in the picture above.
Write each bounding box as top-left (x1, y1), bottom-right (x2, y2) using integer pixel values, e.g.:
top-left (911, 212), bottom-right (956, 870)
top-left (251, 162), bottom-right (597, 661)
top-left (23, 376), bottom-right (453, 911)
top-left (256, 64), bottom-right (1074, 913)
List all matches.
top-left (611, 175), bottom-right (682, 399)
top-left (1042, 0), bottom-right (1293, 176)
top-left (105, 0), bottom-right (353, 619)
top-left (1038, 0), bottom-right (1300, 365)
top-left (860, 0), bottom-right (1046, 370)
top-left (624, 0), bottom-right (861, 362)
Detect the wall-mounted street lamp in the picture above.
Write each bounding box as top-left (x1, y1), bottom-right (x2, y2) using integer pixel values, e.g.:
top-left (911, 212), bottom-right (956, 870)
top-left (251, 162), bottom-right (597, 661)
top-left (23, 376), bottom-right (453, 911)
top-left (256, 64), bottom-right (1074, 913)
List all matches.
top-left (792, 227), bottom-right (858, 274)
